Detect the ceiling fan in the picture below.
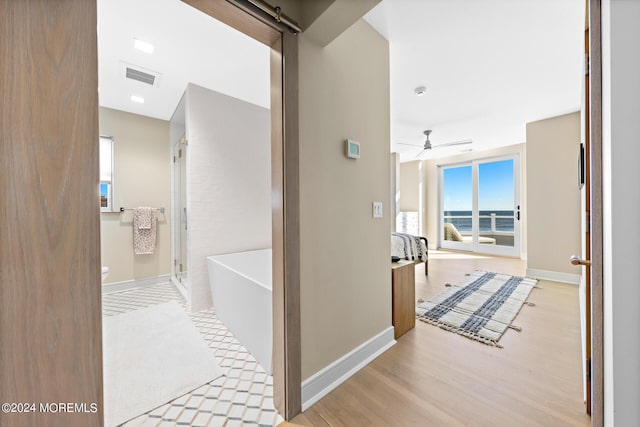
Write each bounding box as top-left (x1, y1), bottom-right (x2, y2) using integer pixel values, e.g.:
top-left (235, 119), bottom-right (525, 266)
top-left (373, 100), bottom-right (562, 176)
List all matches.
top-left (397, 130), bottom-right (472, 158)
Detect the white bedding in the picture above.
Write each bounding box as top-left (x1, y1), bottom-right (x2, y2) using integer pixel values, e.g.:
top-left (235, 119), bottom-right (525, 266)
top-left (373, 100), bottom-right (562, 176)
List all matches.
top-left (392, 232), bottom-right (428, 262)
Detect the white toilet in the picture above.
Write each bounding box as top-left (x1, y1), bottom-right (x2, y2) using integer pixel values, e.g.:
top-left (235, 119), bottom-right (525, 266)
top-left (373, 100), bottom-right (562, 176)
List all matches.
top-left (102, 266), bottom-right (110, 282)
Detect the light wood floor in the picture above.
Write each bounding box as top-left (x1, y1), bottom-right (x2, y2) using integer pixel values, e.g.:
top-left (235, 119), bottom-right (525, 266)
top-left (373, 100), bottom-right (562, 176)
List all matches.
top-left (285, 250), bottom-right (590, 427)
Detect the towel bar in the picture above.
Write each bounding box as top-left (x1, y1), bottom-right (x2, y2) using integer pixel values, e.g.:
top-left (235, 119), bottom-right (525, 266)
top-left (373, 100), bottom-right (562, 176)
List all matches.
top-left (119, 207), bottom-right (165, 214)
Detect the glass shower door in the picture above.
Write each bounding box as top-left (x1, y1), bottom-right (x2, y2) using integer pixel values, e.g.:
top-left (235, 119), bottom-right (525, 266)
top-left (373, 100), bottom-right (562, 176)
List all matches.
top-left (173, 137), bottom-right (188, 289)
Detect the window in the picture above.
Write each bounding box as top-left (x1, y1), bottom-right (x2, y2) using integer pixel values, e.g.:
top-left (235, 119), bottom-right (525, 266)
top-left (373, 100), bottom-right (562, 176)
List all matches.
top-left (100, 136), bottom-right (114, 212)
top-left (396, 211), bottom-right (420, 235)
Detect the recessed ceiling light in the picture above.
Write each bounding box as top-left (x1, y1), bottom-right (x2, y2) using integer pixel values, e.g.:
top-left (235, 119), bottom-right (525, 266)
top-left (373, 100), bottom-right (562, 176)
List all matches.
top-left (134, 38), bottom-right (154, 54)
top-left (414, 86), bottom-right (427, 96)
top-left (130, 95), bottom-right (145, 104)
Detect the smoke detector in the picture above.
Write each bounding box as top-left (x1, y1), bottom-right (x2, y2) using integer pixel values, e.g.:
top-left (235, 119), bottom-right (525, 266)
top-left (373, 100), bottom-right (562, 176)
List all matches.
top-left (414, 86), bottom-right (427, 96)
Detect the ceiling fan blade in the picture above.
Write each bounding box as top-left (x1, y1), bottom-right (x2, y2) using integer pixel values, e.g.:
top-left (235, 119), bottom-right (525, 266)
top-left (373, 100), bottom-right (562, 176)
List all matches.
top-left (432, 139), bottom-right (473, 149)
top-left (396, 142), bottom-right (423, 147)
top-left (415, 148), bottom-right (428, 158)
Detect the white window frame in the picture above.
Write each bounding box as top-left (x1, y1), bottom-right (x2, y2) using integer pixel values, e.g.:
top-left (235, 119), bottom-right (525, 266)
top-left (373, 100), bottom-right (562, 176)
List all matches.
top-left (100, 135), bottom-right (115, 212)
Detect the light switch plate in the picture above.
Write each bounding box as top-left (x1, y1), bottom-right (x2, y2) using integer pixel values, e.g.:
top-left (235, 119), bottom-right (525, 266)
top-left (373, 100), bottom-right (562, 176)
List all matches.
top-left (373, 202), bottom-right (383, 218)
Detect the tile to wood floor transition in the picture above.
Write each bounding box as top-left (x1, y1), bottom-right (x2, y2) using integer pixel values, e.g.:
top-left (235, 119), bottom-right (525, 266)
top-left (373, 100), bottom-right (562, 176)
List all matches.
top-left (103, 283), bottom-right (283, 427)
top-left (286, 250), bottom-right (591, 427)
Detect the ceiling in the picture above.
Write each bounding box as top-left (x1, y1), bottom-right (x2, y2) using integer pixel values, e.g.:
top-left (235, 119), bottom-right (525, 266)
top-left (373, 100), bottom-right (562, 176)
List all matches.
top-left (364, 0), bottom-right (584, 162)
top-left (97, 0), bottom-right (270, 121)
top-left (98, 0), bottom-right (583, 160)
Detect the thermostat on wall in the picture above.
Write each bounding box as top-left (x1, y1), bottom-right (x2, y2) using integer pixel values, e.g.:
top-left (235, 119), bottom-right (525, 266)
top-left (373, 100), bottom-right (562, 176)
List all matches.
top-left (345, 139), bottom-right (360, 159)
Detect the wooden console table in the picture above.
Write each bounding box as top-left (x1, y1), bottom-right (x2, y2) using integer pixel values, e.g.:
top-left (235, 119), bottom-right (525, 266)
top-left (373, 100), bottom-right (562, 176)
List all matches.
top-left (391, 261), bottom-right (416, 339)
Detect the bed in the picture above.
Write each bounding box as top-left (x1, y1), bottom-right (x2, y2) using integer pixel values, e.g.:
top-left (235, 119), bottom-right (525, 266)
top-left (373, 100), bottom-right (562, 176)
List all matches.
top-left (392, 232), bottom-right (429, 275)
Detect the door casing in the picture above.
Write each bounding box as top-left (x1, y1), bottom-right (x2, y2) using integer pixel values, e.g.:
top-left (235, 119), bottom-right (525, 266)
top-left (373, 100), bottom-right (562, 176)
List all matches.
top-left (180, 0), bottom-right (302, 420)
top-left (587, 0), bottom-right (604, 424)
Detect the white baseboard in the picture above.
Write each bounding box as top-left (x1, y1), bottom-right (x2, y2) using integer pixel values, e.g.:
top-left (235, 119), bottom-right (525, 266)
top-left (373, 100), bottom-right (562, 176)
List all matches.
top-left (102, 274), bottom-right (171, 294)
top-left (526, 268), bottom-right (581, 285)
top-left (301, 326), bottom-right (396, 412)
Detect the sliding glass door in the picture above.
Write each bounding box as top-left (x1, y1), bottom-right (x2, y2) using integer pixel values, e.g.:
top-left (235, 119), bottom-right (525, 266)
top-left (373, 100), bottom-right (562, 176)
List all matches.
top-left (442, 164), bottom-right (474, 250)
top-left (440, 155), bottom-right (520, 257)
top-left (478, 159), bottom-right (519, 253)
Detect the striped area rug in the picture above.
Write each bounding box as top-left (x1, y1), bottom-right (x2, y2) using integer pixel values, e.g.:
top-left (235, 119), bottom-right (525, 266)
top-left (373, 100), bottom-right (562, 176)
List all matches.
top-left (416, 271), bottom-right (538, 347)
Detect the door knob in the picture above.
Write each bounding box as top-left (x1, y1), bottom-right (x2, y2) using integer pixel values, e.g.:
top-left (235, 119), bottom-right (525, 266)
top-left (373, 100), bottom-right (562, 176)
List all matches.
top-left (570, 255), bottom-right (591, 266)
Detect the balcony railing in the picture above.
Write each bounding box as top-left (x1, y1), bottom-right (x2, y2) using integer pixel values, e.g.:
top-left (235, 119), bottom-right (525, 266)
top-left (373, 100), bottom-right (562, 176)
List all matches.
top-left (443, 213), bottom-right (515, 235)
top-left (443, 212), bottom-right (516, 248)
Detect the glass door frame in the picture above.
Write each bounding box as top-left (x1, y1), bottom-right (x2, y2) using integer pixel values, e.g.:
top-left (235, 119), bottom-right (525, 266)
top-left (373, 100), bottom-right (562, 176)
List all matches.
top-left (438, 154), bottom-right (521, 257)
top-left (171, 137), bottom-right (188, 295)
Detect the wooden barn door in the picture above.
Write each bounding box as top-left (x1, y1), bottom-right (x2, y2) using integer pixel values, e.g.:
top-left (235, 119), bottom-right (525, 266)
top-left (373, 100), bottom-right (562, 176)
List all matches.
top-left (0, 1), bottom-right (104, 425)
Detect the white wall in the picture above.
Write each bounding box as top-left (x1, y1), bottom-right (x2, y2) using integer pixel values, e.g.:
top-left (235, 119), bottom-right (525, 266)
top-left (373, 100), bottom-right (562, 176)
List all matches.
top-left (602, 1), bottom-right (640, 424)
top-left (298, 19), bottom-right (391, 380)
top-left (399, 160), bottom-right (420, 212)
top-left (185, 84), bottom-right (271, 312)
top-left (526, 112), bottom-right (582, 281)
top-left (99, 107), bottom-right (171, 284)
top-left (390, 153), bottom-right (400, 232)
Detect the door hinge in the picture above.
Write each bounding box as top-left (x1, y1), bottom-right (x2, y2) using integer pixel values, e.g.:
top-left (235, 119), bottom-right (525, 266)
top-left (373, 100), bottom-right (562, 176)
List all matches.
top-left (178, 149), bottom-right (182, 158)
top-left (585, 54), bottom-right (590, 76)
top-left (179, 263), bottom-right (183, 273)
top-left (173, 155), bottom-right (176, 163)
top-left (586, 358), bottom-right (591, 381)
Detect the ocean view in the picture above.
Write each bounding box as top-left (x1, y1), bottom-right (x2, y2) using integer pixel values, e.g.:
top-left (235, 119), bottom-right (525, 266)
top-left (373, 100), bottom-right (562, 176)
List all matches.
top-left (444, 210), bottom-right (515, 232)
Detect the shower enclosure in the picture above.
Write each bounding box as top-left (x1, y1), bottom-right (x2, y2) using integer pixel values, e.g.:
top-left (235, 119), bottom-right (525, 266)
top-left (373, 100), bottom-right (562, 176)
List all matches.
top-left (171, 95), bottom-right (188, 296)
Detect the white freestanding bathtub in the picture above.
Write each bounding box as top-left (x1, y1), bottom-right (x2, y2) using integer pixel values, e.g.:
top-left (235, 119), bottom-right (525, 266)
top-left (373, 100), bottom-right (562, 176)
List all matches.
top-left (207, 249), bottom-right (272, 374)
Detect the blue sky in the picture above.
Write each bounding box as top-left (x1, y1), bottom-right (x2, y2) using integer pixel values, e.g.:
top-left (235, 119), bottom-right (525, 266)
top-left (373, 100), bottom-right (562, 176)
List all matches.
top-left (443, 160), bottom-right (514, 211)
top-left (443, 165), bottom-right (472, 211)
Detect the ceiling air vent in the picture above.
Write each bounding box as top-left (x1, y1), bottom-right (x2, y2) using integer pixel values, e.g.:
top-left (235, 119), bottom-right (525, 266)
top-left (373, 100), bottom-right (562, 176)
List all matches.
top-left (126, 67), bottom-right (156, 85)
top-left (121, 62), bottom-right (162, 88)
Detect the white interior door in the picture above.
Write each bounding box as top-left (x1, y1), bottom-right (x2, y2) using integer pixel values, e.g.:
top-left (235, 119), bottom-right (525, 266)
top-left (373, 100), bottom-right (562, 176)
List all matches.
top-left (440, 155), bottom-right (520, 257)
